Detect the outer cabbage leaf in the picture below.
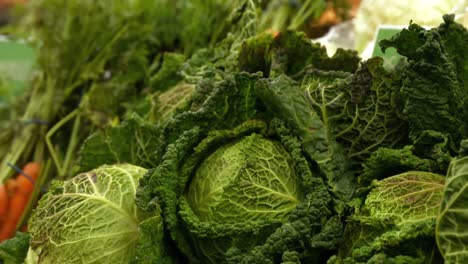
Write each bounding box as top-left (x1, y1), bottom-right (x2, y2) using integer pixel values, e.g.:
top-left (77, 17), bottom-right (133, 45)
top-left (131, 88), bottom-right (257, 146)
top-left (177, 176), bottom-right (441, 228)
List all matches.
top-left (239, 31), bottom-right (360, 77)
top-left (153, 72), bottom-right (260, 164)
top-left (411, 130), bottom-right (454, 171)
top-left (257, 74), bottom-right (355, 202)
top-left (303, 57), bottom-right (408, 175)
top-left (365, 172), bottom-right (445, 226)
top-left (380, 14), bottom-right (468, 144)
top-left (436, 140), bottom-right (468, 263)
top-left (77, 113), bottom-right (160, 173)
top-left (29, 164), bottom-right (173, 264)
top-left (360, 145), bottom-right (438, 186)
top-left (148, 82), bottom-right (195, 124)
top-left (132, 205), bottom-right (178, 264)
top-left (333, 171), bottom-right (445, 263)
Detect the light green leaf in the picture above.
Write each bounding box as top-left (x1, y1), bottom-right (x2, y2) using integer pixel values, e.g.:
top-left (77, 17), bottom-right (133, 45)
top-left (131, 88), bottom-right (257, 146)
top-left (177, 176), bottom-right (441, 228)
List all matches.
top-left (437, 152), bottom-right (468, 263)
top-left (334, 171), bottom-right (445, 263)
top-left (365, 171), bottom-right (445, 227)
top-left (29, 164), bottom-right (147, 264)
top-left (187, 133), bottom-right (303, 222)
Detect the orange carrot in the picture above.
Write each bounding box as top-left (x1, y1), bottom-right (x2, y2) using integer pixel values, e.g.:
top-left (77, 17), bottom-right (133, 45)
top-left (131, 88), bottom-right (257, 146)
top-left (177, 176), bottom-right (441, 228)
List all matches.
top-left (0, 184), bottom-right (7, 217)
top-left (5, 179), bottom-right (18, 196)
top-left (0, 218), bottom-right (16, 242)
top-left (6, 192), bottom-right (27, 222)
top-left (0, 191), bottom-right (28, 242)
top-left (0, 162), bottom-right (41, 242)
top-left (16, 162), bottom-right (41, 195)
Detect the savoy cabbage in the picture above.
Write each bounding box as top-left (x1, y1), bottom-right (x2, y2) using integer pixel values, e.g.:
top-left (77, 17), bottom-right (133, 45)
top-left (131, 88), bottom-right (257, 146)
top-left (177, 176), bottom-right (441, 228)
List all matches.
top-left (11, 5), bottom-right (467, 264)
top-left (27, 164), bottom-right (173, 264)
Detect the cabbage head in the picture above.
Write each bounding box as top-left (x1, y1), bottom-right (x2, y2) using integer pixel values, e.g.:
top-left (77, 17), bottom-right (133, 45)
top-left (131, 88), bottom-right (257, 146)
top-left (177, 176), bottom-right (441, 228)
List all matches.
top-left (138, 114), bottom-right (333, 263)
top-left (28, 164), bottom-right (170, 264)
top-left (185, 132), bottom-right (304, 262)
top-left (187, 133), bottom-right (303, 222)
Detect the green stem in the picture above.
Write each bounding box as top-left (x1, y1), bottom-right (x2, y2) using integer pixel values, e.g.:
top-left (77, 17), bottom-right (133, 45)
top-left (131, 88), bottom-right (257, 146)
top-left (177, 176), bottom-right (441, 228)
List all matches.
top-left (62, 112), bottom-right (82, 179)
top-left (45, 109), bottom-right (78, 178)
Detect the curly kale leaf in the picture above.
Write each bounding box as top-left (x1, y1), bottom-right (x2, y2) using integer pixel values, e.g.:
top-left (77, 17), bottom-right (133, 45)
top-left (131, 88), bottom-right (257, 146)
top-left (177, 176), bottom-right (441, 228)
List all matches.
top-left (380, 14), bottom-right (468, 144)
top-left (436, 140), bottom-right (468, 263)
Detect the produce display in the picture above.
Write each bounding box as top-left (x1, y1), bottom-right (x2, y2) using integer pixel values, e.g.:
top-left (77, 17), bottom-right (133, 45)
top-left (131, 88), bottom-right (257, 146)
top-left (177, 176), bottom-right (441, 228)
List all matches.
top-left (0, 0), bottom-right (467, 263)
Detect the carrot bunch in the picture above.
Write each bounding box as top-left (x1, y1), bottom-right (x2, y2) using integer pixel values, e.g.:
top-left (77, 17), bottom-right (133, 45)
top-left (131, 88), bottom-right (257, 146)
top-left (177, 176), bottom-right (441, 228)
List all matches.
top-left (0, 162), bottom-right (40, 242)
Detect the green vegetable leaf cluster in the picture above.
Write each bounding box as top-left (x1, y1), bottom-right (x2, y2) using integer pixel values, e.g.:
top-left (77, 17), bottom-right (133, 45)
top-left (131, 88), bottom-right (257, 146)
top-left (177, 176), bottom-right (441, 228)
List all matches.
top-left (10, 3), bottom-right (468, 263)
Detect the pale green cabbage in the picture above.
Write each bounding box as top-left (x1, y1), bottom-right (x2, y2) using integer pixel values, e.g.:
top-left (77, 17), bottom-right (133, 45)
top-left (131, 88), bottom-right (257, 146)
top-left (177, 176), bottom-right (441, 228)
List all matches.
top-left (184, 132), bottom-right (305, 263)
top-left (28, 164), bottom-right (147, 264)
top-left (187, 133), bottom-right (303, 223)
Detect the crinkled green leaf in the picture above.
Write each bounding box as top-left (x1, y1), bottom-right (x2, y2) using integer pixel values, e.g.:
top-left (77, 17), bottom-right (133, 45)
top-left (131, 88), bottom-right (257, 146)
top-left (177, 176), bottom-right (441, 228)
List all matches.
top-left (361, 146), bottom-right (438, 186)
top-left (437, 141), bottom-right (468, 263)
top-left (304, 58), bottom-right (408, 175)
top-left (148, 83), bottom-right (195, 125)
top-left (239, 31), bottom-right (359, 77)
top-left (365, 172), bottom-right (445, 227)
top-left (412, 130), bottom-right (454, 171)
top-left (380, 14), bottom-right (468, 144)
top-left (333, 172), bottom-right (445, 263)
top-left (29, 164), bottom-right (147, 263)
top-left (132, 208), bottom-right (178, 264)
top-left (77, 113), bottom-right (160, 172)
top-left (257, 74), bottom-right (355, 201)
top-left (155, 72), bottom-right (260, 161)
top-left (149, 53), bottom-right (186, 93)
top-left (0, 232), bottom-right (30, 264)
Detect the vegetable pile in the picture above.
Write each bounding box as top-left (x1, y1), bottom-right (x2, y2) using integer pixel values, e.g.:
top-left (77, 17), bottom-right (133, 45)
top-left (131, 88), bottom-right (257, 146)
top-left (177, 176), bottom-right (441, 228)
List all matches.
top-left (0, 0), bottom-right (467, 263)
